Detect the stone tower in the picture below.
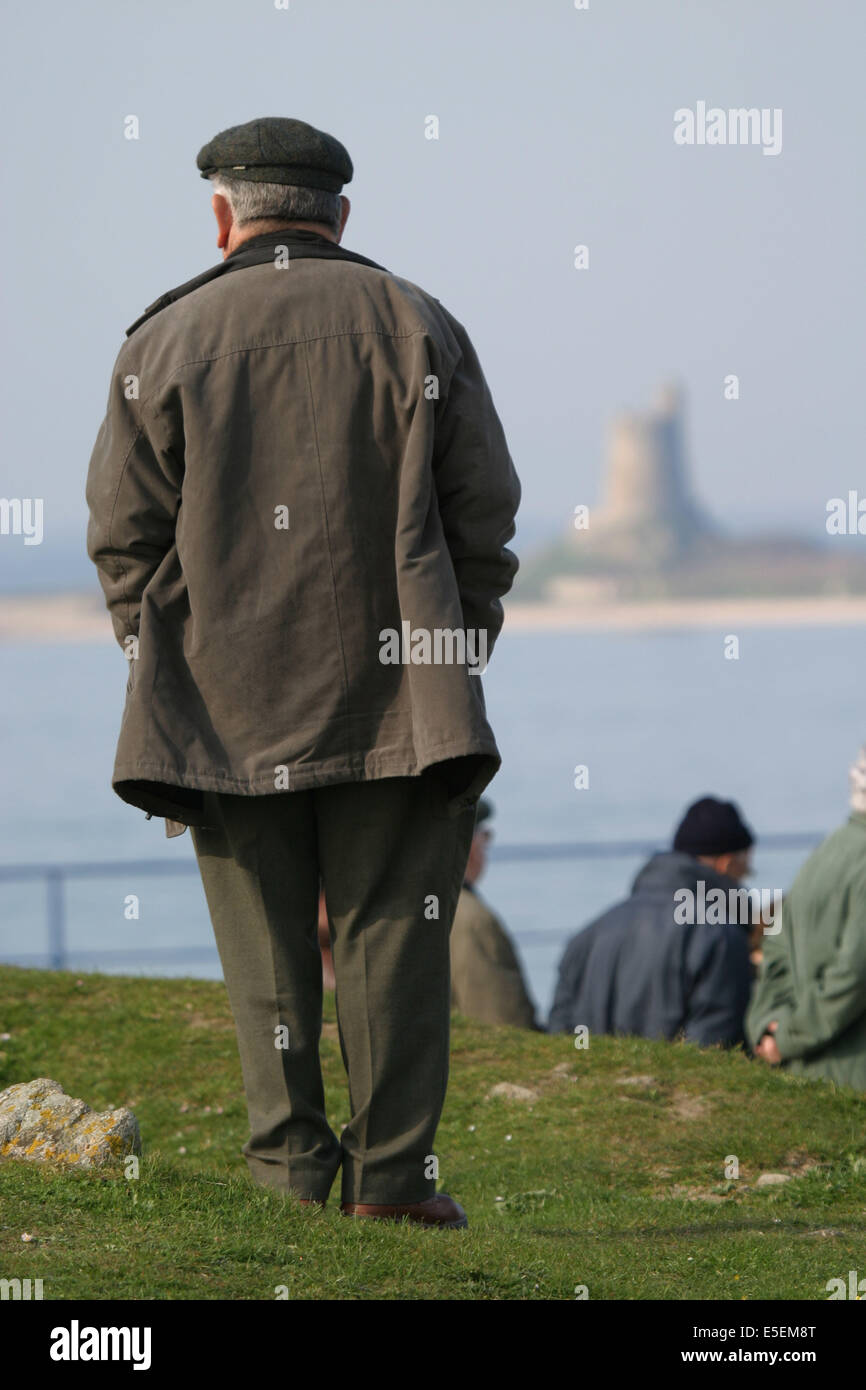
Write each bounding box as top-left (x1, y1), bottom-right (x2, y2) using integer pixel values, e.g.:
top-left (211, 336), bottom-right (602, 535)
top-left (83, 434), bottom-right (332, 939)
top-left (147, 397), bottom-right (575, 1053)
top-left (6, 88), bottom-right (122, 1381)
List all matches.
top-left (589, 383), bottom-right (715, 566)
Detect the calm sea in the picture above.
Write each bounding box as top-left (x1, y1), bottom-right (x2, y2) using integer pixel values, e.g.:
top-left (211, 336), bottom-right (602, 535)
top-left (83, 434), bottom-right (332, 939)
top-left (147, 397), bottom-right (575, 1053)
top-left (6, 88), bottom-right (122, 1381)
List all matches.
top-left (0, 623), bottom-right (863, 1020)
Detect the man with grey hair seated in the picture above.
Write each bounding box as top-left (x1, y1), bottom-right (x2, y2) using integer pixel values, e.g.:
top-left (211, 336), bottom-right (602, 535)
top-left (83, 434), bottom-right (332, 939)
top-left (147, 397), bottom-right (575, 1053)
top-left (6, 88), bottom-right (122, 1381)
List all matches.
top-left (747, 746), bottom-right (866, 1091)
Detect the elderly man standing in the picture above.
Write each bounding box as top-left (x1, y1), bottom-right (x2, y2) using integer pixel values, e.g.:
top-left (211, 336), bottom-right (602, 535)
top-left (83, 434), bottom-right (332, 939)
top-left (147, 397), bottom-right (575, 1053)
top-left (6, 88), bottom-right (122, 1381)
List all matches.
top-left (86, 117), bottom-right (520, 1229)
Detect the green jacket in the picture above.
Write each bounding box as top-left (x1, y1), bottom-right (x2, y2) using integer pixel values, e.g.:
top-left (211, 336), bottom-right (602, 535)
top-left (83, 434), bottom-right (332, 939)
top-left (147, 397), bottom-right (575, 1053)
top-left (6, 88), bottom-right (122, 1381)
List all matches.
top-left (86, 229), bottom-right (520, 832)
top-left (746, 814), bottom-right (866, 1091)
top-left (450, 886), bottom-right (539, 1030)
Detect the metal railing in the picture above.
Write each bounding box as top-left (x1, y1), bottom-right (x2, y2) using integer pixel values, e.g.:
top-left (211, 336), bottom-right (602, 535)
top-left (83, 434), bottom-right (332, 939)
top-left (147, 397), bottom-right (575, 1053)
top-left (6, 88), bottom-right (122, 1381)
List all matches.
top-left (0, 832), bottom-right (824, 973)
top-left (0, 858), bottom-right (200, 970)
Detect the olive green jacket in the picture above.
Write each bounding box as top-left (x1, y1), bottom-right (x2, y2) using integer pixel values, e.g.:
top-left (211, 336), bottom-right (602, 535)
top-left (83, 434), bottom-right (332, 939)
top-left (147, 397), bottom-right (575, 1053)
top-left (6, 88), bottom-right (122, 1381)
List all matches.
top-left (86, 230), bottom-right (520, 832)
top-left (450, 886), bottom-right (539, 1030)
top-left (746, 814), bottom-right (866, 1091)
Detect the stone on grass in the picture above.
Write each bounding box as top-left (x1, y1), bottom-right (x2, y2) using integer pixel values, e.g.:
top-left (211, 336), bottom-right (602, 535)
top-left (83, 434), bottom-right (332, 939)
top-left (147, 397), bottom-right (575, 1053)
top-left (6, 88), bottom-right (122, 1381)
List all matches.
top-left (487, 1082), bottom-right (540, 1102)
top-left (755, 1172), bottom-right (791, 1187)
top-left (0, 1077), bottom-right (141, 1168)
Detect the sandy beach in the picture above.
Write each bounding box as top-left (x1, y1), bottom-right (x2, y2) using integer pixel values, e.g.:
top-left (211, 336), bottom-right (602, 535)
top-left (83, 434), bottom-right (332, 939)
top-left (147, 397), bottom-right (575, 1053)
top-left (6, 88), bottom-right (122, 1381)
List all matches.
top-left (0, 593), bottom-right (115, 643)
top-left (503, 595), bottom-right (866, 634)
top-left (1, 590), bottom-right (866, 643)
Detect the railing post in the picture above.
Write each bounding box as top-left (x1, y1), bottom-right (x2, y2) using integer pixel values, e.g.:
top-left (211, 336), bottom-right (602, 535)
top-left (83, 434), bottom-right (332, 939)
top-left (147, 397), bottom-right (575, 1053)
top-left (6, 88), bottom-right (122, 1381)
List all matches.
top-left (45, 869), bottom-right (66, 970)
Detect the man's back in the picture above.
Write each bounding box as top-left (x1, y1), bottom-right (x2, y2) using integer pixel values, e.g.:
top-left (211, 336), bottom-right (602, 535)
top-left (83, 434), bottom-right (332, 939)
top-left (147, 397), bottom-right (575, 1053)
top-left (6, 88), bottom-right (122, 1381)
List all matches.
top-left (86, 114), bottom-right (521, 1231)
top-left (87, 235), bottom-right (520, 824)
top-left (548, 851), bottom-right (752, 1047)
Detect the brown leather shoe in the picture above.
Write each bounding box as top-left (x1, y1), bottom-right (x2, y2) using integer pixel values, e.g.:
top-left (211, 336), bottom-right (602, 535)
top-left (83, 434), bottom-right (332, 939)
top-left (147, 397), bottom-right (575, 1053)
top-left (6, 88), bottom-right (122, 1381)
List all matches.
top-left (340, 1193), bottom-right (468, 1229)
top-left (298, 1198), bottom-right (326, 1208)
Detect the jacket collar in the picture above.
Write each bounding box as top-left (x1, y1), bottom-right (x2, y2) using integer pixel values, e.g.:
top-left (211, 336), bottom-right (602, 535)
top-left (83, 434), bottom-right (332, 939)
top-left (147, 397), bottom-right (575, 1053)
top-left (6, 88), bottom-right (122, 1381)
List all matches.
top-left (126, 228), bottom-right (388, 337)
top-left (631, 849), bottom-right (745, 898)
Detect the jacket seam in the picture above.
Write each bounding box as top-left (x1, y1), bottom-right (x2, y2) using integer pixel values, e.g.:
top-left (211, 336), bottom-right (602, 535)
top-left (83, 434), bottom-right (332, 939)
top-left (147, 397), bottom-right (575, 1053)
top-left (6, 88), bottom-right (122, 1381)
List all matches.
top-left (135, 328), bottom-right (430, 411)
top-left (303, 338), bottom-right (352, 751)
top-left (105, 424), bottom-right (146, 640)
top-left (113, 738), bottom-right (498, 781)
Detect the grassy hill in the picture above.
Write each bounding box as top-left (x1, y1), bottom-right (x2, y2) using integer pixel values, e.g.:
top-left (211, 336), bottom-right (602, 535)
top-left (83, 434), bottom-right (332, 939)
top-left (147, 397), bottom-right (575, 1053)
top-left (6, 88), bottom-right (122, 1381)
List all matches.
top-left (1, 964), bottom-right (865, 1301)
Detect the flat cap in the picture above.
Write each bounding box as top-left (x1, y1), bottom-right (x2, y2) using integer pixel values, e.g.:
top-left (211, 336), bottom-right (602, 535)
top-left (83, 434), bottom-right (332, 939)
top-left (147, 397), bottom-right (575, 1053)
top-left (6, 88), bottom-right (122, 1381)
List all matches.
top-left (197, 116), bottom-right (352, 192)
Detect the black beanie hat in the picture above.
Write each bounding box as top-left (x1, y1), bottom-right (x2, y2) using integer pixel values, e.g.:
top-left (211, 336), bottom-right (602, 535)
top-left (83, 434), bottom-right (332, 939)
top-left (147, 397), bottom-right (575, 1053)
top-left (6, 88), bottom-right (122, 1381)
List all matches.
top-left (673, 797), bottom-right (755, 856)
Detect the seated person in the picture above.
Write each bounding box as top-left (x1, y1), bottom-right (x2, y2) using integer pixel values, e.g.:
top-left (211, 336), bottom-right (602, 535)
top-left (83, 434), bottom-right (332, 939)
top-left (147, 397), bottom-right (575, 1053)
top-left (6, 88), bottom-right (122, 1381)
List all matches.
top-left (450, 799), bottom-right (541, 1030)
top-left (748, 746), bottom-right (866, 1091)
top-left (548, 796), bottom-right (755, 1047)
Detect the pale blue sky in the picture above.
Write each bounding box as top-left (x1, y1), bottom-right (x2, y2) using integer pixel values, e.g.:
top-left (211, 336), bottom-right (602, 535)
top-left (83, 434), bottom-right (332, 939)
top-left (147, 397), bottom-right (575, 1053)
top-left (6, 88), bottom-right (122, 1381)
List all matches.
top-left (1, 0), bottom-right (863, 588)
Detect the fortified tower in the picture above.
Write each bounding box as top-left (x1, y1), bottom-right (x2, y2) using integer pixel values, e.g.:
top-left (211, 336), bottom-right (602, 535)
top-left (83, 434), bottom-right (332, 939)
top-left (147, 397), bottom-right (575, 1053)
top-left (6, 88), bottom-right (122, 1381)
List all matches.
top-left (588, 384), bottom-right (715, 566)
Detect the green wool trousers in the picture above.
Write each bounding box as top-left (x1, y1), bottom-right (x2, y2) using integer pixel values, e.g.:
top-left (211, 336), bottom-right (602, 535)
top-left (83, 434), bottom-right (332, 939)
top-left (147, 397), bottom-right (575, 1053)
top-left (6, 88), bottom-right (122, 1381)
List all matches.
top-left (191, 771), bottom-right (475, 1205)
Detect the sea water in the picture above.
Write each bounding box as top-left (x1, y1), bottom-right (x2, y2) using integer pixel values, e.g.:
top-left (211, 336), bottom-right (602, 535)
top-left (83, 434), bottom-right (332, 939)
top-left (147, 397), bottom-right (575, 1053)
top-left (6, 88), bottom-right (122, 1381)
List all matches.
top-left (0, 623), bottom-right (862, 1019)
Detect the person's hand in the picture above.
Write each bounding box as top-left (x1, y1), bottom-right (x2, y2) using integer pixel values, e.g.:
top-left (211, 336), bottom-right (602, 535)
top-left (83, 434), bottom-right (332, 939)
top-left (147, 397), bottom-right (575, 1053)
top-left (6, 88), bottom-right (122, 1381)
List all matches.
top-left (755, 1021), bottom-right (782, 1065)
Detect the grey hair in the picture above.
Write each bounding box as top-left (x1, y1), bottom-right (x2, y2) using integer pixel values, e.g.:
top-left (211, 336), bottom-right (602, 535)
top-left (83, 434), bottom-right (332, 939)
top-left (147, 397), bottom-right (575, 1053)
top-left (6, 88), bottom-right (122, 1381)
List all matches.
top-left (210, 174), bottom-right (342, 236)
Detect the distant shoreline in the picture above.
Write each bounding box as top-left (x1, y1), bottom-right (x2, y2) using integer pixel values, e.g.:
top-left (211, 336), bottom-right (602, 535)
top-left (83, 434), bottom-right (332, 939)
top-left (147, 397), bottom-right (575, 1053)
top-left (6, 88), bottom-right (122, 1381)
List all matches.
top-left (1, 590), bottom-right (865, 643)
top-left (504, 595), bottom-right (866, 633)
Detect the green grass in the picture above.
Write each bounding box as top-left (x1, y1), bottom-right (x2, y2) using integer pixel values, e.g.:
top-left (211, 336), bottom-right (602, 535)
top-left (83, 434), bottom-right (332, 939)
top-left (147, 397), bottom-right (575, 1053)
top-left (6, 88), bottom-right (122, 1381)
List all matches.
top-left (1, 964), bottom-right (865, 1300)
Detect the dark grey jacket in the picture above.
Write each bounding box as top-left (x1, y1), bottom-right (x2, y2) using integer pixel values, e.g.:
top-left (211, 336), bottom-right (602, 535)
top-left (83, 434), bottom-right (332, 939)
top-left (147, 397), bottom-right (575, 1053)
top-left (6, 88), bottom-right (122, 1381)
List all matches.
top-left (86, 229), bottom-right (520, 832)
top-left (548, 852), bottom-right (752, 1047)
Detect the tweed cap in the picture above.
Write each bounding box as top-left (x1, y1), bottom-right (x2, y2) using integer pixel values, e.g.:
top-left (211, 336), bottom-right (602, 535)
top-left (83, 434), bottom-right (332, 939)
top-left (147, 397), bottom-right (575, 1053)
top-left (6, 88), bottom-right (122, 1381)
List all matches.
top-left (197, 116), bottom-right (353, 191)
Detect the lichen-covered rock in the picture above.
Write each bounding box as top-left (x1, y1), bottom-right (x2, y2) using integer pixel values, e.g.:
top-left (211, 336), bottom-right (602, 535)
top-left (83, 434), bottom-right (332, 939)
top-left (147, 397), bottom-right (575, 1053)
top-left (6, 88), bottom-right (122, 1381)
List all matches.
top-left (0, 1078), bottom-right (141, 1168)
top-left (486, 1082), bottom-right (540, 1102)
